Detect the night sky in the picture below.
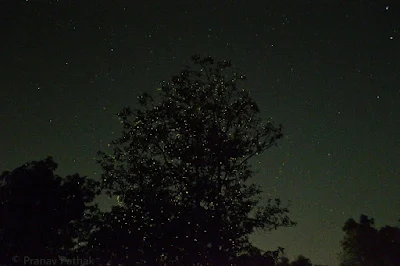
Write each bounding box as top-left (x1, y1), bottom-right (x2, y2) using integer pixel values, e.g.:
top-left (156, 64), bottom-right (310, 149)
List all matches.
top-left (1, 1), bottom-right (399, 265)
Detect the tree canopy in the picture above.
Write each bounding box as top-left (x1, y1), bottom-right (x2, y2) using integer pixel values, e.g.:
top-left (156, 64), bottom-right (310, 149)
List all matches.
top-left (339, 214), bottom-right (400, 266)
top-left (0, 157), bottom-right (101, 264)
top-left (290, 255), bottom-right (313, 266)
top-left (87, 55), bottom-right (296, 265)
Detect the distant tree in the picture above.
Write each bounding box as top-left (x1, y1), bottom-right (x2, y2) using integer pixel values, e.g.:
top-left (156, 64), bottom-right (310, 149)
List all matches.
top-left (338, 214), bottom-right (400, 266)
top-left (231, 246), bottom-right (285, 266)
top-left (0, 157), bottom-right (101, 264)
top-left (90, 55), bottom-right (296, 265)
top-left (262, 247), bottom-right (286, 266)
top-left (339, 215), bottom-right (380, 266)
top-left (290, 255), bottom-right (313, 266)
top-left (276, 256), bottom-right (290, 266)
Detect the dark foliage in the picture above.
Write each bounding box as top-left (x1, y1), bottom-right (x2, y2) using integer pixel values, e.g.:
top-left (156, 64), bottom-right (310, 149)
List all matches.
top-left (87, 55), bottom-right (296, 265)
top-left (230, 249), bottom-right (314, 266)
top-left (339, 214), bottom-right (400, 266)
top-left (0, 157), bottom-right (101, 264)
top-left (290, 255), bottom-right (313, 266)
top-left (230, 246), bottom-right (285, 266)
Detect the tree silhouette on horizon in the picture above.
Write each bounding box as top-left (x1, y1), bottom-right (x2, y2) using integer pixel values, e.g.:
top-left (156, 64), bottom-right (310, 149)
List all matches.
top-left (85, 55), bottom-right (296, 265)
top-left (0, 157), bottom-right (101, 264)
top-left (290, 255), bottom-right (313, 266)
top-left (338, 214), bottom-right (400, 266)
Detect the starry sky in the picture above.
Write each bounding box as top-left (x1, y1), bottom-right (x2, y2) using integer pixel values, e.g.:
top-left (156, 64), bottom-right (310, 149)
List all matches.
top-left (1, 0), bottom-right (399, 265)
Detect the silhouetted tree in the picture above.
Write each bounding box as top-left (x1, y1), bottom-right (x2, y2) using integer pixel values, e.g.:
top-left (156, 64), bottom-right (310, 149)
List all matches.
top-left (90, 55), bottom-right (296, 265)
top-left (0, 157), bottom-right (101, 264)
top-left (276, 256), bottom-right (290, 266)
top-left (231, 246), bottom-right (284, 266)
top-left (290, 255), bottom-right (313, 266)
top-left (338, 214), bottom-right (400, 266)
